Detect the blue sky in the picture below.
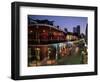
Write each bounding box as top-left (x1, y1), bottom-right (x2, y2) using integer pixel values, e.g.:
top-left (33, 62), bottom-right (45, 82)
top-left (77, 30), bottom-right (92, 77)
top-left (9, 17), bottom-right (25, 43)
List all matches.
top-left (28, 15), bottom-right (88, 34)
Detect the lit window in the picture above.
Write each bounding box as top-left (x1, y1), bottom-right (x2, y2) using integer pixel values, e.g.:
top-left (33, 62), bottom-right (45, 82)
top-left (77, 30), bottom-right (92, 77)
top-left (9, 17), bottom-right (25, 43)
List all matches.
top-left (43, 30), bottom-right (45, 32)
top-left (30, 30), bottom-right (33, 33)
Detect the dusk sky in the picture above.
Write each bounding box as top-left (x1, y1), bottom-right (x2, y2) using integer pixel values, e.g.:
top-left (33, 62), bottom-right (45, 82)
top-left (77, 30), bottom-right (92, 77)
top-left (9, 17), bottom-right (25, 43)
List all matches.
top-left (28, 15), bottom-right (88, 34)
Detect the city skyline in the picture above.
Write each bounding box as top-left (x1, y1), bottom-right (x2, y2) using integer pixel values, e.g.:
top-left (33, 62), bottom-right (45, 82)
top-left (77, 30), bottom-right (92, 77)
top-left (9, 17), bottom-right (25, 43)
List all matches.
top-left (28, 15), bottom-right (88, 34)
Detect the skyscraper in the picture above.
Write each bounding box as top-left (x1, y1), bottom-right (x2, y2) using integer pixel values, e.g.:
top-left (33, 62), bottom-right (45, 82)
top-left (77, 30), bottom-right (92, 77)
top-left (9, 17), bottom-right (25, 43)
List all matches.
top-left (73, 27), bottom-right (77, 33)
top-left (73, 25), bottom-right (80, 35)
top-left (77, 25), bottom-right (80, 35)
top-left (85, 24), bottom-right (88, 44)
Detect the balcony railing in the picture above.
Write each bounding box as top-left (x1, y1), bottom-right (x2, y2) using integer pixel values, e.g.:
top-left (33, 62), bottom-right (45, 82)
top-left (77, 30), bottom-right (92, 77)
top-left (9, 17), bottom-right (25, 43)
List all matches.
top-left (28, 39), bottom-right (66, 45)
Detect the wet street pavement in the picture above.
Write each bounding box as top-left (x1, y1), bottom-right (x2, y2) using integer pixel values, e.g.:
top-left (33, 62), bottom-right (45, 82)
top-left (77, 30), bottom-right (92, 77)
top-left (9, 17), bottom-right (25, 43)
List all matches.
top-left (56, 39), bottom-right (87, 65)
top-left (56, 52), bottom-right (82, 65)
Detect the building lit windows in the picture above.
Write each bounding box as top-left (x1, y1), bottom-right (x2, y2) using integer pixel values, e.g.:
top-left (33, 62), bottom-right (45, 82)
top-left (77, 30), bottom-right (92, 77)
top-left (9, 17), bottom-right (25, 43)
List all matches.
top-left (35, 48), bottom-right (40, 61)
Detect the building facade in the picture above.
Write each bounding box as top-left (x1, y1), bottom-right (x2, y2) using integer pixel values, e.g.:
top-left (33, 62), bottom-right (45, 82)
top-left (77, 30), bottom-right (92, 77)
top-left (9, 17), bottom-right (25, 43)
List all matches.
top-left (28, 20), bottom-right (80, 66)
top-left (73, 25), bottom-right (80, 35)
